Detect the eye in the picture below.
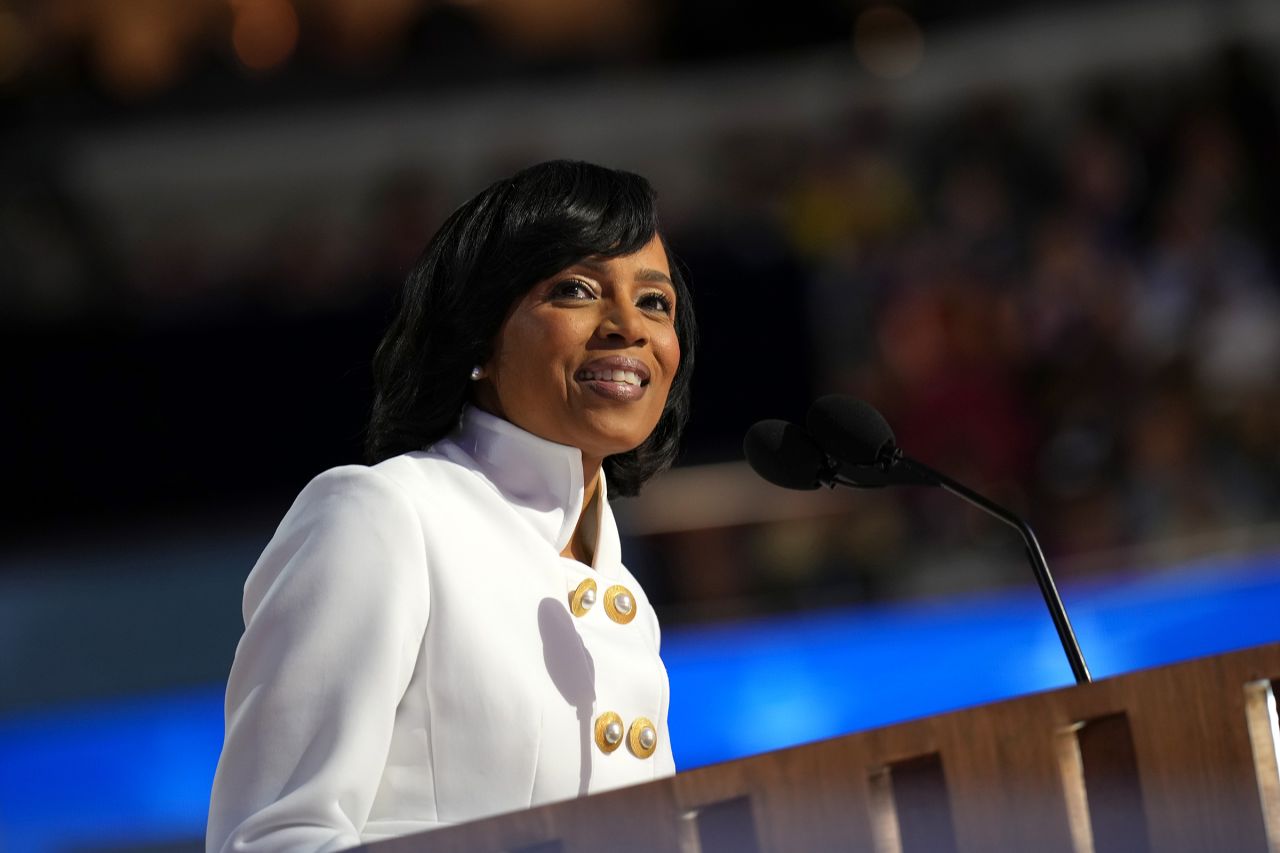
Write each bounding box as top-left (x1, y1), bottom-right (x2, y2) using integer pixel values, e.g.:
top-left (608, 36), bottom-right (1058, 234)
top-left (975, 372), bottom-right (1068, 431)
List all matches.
top-left (638, 291), bottom-right (674, 315)
top-left (549, 278), bottom-right (596, 301)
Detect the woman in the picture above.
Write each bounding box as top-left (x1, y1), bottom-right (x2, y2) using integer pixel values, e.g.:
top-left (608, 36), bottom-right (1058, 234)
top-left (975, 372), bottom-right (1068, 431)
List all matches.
top-left (207, 160), bottom-right (696, 852)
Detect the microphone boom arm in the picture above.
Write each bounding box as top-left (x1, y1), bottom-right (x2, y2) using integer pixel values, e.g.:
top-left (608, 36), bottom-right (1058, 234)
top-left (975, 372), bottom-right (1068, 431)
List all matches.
top-left (835, 450), bottom-right (1093, 686)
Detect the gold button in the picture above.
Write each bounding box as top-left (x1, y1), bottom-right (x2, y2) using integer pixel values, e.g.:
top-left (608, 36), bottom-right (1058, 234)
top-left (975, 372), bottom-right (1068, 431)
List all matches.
top-left (569, 578), bottom-right (598, 617)
top-left (594, 711), bottom-right (624, 754)
top-left (603, 584), bottom-right (637, 624)
top-left (628, 716), bottom-right (657, 758)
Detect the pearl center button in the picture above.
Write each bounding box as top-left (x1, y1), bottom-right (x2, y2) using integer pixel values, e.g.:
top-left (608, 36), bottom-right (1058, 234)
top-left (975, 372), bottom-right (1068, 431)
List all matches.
top-left (593, 711), bottom-right (624, 754)
top-left (570, 578), bottom-right (598, 617)
top-left (604, 584), bottom-right (638, 624)
top-left (627, 716), bottom-right (658, 758)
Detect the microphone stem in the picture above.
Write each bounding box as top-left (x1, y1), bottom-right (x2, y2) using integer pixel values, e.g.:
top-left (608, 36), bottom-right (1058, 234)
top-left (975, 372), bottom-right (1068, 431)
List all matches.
top-left (896, 456), bottom-right (1093, 685)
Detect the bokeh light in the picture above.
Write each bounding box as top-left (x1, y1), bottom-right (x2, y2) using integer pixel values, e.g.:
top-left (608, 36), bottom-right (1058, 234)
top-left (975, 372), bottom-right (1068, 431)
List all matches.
top-left (460, 0), bottom-right (651, 54)
top-left (317, 0), bottom-right (422, 61)
top-left (230, 0), bottom-right (299, 72)
top-left (854, 4), bottom-right (924, 79)
top-left (92, 1), bottom-right (190, 96)
top-left (0, 8), bottom-right (29, 85)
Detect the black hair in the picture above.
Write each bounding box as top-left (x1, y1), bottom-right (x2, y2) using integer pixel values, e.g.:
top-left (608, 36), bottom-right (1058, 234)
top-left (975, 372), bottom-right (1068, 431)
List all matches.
top-left (366, 159), bottom-right (696, 497)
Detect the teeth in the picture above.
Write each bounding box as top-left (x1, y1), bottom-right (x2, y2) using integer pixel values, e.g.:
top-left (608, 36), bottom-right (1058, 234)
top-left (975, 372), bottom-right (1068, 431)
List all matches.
top-left (580, 368), bottom-right (642, 386)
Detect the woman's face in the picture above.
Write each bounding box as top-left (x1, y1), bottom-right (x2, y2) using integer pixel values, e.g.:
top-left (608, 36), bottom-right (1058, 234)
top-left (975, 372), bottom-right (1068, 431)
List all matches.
top-left (474, 234), bottom-right (680, 467)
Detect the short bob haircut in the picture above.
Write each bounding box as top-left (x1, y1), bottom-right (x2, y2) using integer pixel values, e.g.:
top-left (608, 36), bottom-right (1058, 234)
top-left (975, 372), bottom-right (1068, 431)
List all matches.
top-left (366, 159), bottom-right (696, 497)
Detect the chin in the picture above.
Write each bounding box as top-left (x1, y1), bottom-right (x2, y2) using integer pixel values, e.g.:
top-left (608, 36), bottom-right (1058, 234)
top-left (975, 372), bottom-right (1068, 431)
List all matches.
top-left (581, 435), bottom-right (646, 461)
top-left (575, 413), bottom-right (658, 456)
top-left (574, 431), bottom-right (649, 462)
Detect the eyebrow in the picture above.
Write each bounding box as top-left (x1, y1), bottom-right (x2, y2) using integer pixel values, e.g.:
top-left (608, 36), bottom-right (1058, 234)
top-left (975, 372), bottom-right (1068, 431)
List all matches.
top-left (635, 267), bottom-right (675, 286)
top-left (576, 258), bottom-right (674, 286)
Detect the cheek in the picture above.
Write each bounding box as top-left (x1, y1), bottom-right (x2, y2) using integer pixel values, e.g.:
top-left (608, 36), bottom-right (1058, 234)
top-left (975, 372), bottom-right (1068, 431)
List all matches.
top-left (656, 328), bottom-right (681, 388)
top-left (496, 314), bottom-right (582, 387)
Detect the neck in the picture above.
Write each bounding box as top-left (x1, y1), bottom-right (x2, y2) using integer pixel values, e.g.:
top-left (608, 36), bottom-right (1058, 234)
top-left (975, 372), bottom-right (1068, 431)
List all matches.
top-left (563, 457), bottom-right (603, 565)
top-left (582, 455), bottom-right (602, 504)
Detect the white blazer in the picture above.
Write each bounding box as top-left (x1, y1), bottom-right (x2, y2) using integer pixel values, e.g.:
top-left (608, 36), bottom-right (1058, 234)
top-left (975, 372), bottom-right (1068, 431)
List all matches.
top-left (207, 406), bottom-right (675, 852)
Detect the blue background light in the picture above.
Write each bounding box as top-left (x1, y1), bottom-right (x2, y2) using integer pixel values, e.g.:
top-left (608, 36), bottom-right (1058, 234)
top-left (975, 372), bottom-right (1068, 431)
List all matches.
top-left (3, 551), bottom-right (1278, 852)
top-left (666, 552), bottom-right (1280, 767)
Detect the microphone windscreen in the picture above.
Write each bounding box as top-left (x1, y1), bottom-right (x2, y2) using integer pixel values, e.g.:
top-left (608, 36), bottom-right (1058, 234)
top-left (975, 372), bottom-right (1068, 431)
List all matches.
top-left (806, 395), bottom-right (895, 465)
top-left (743, 420), bottom-right (826, 490)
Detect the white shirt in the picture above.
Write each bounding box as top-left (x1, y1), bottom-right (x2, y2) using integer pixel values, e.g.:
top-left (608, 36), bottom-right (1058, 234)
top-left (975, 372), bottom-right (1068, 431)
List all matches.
top-left (207, 406), bottom-right (675, 852)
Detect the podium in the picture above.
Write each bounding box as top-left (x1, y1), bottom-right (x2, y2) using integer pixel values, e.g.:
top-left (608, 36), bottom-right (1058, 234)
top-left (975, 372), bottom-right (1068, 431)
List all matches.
top-left (368, 643), bottom-right (1280, 852)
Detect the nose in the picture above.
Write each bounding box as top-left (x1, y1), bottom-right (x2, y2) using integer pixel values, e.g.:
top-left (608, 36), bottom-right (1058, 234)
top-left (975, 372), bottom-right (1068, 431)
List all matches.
top-left (596, 299), bottom-right (647, 347)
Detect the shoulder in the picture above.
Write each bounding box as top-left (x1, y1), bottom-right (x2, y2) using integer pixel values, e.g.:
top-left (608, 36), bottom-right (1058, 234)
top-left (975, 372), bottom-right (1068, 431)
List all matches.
top-left (290, 447), bottom-right (471, 515)
top-left (244, 462), bottom-right (435, 616)
top-left (361, 445), bottom-right (491, 503)
top-left (268, 448), bottom-right (496, 561)
top-left (284, 462), bottom-right (422, 537)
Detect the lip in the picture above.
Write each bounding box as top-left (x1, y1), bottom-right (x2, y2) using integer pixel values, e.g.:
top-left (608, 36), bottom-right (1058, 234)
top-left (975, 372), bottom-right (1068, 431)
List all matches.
top-left (574, 356), bottom-right (651, 385)
top-left (574, 356), bottom-right (652, 402)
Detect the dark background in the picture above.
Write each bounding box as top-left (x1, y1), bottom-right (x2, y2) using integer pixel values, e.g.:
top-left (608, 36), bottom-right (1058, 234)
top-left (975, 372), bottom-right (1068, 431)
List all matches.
top-left (4, 0), bottom-right (1279, 707)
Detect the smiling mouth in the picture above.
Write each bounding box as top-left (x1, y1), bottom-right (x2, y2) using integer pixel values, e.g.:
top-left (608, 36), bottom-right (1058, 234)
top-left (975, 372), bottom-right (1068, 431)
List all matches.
top-left (573, 360), bottom-right (651, 402)
top-left (574, 368), bottom-right (648, 387)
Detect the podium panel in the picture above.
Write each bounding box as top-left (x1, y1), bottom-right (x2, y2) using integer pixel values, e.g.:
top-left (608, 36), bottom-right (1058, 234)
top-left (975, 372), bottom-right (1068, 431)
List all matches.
top-left (369, 643), bottom-right (1280, 853)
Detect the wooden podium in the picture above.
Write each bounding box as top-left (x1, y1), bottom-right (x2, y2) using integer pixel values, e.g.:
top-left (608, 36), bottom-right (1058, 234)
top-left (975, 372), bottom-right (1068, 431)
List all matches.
top-left (370, 643), bottom-right (1280, 853)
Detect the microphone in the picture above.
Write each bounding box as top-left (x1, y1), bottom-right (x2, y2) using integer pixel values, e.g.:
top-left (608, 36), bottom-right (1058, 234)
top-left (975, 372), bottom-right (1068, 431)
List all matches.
top-left (743, 406), bottom-right (925, 491)
top-left (744, 396), bottom-right (1092, 685)
top-left (806, 394), bottom-right (895, 466)
top-left (804, 394), bottom-right (937, 487)
top-left (742, 420), bottom-right (829, 490)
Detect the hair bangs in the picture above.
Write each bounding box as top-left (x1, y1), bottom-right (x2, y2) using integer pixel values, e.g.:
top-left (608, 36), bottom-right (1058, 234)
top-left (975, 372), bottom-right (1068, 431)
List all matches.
top-left (492, 163), bottom-right (660, 291)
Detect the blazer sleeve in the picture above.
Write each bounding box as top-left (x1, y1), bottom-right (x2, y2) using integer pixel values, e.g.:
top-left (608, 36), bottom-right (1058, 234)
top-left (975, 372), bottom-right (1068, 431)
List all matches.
top-left (207, 465), bottom-right (430, 853)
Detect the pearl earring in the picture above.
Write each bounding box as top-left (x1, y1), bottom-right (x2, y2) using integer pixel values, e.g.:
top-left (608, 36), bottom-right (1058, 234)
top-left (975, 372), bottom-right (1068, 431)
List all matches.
top-left (470, 365), bottom-right (483, 381)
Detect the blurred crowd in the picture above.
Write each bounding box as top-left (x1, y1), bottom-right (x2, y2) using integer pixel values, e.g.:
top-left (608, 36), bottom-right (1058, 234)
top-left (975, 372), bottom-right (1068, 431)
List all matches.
top-left (7, 45), bottom-right (1280, 613)
top-left (650, 46), bottom-right (1280, 611)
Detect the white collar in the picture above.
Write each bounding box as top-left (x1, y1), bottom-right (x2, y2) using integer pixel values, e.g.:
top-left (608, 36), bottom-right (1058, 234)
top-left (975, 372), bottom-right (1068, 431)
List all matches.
top-left (444, 405), bottom-right (615, 565)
